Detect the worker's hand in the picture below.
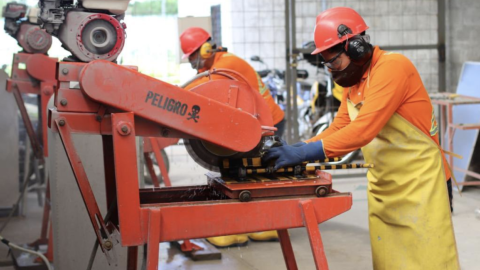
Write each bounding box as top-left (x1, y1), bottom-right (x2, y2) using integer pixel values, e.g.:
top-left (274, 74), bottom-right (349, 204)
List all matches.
top-left (263, 141), bottom-right (325, 170)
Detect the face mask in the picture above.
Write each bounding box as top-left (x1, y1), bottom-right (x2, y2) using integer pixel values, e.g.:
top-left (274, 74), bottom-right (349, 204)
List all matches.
top-left (331, 59), bottom-right (371, 87)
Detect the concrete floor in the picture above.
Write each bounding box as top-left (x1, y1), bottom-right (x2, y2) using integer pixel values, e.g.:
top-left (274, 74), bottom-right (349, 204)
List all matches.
top-left (1, 144), bottom-right (479, 269)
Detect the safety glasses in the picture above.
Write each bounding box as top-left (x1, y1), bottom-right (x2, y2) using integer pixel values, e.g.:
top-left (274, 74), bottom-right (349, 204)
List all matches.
top-left (321, 50), bottom-right (344, 70)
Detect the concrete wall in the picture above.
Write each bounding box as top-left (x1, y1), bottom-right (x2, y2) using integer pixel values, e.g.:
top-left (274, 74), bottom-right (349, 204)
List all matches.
top-left (49, 130), bottom-right (145, 269)
top-left (49, 132), bottom-right (127, 270)
top-left (0, 70), bottom-right (19, 213)
top-left (446, 0), bottom-right (480, 92)
top-left (178, 0), bottom-right (480, 93)
top-left (228, 0), bottom-right (287, 71)
top-left (222, 0), bottom-right (443, 92)
top-left (296, 0), bottom-right (440, 92)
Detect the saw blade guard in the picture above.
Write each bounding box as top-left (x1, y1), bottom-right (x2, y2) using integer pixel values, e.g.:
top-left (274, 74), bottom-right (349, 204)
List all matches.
top-left (78, 62), bottom-right (273, 154)
top-left (183, 69), bottom-right (276, 171)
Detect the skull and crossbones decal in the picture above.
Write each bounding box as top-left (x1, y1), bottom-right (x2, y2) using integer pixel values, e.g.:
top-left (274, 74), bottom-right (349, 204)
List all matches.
top-left (187, 105), bottom-right (200, 123)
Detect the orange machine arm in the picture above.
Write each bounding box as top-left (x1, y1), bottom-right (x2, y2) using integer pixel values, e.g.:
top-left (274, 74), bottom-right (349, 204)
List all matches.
top-left (76, 60), bottom-right (273, 152)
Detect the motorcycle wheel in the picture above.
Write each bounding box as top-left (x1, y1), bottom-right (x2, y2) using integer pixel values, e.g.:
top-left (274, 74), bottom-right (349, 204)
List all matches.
top-left (313, 123), bottom-right (328, 137)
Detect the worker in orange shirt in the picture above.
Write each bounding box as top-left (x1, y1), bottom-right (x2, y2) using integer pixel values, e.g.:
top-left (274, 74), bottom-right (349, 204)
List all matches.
top-left (179, 27), bottom-right (284, 247)
top-left (180, 27), bottom-right (285, 138)
top-left (264, 7), bottom-right (459, 270)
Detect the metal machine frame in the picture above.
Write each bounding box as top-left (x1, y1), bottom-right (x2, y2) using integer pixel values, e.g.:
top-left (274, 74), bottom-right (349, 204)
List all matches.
top-left (5, 52), bottom-right (57, 265)
top-left (6, 53), bottom-right (57, 159)
top-left (48, 60), bottom-right (353, 270)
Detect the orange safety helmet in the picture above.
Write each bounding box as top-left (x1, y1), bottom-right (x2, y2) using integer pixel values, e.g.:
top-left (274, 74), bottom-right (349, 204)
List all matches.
top-left (180, 27), bottom-right (211, 59)
top-left (312, 7), bottom-right (369, 55)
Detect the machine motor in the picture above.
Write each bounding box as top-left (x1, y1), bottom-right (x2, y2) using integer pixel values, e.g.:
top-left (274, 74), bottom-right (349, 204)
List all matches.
top-left (57, 12), bottom-right (126, 62)
top-left (39, 0), bottom-right (128, 62)
top-left (3, 3), bottom-right (52, 54)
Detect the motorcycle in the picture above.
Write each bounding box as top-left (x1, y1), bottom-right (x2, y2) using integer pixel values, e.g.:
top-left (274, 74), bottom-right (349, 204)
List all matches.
top-left (250, 55), bottom-right (286, 109)
top-left (250, 55), bottom-right (348, 144)
top-left (250, 55), bottom-right (311, 138)
top-left (296, 78), bottom-right (315, 141)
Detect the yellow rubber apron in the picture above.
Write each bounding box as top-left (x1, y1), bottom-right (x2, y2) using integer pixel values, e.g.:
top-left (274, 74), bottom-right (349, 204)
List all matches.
top-left (347, 100), bottom-right (459, 270)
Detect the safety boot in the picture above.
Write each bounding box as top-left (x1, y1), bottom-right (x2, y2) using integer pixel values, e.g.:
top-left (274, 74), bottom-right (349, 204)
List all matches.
top-left (206, 234), bottom-right (249, 248)
top-left (248, 230), bottom-right (279, 241)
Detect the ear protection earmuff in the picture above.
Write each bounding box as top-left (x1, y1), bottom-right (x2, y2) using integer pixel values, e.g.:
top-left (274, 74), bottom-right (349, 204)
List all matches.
top-left (337, 24), bottom-right (373, 63)
top-left (199, 41), bottom-right (214, 59)
top-left (199, 41), bottom-right (228, 59)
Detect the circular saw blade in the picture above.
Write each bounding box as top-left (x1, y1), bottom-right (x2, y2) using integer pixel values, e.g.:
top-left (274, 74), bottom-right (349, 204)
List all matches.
top-left (185, 138), bottom-right (267, 172)
top-left (184, 139), bottom-right (234, 172)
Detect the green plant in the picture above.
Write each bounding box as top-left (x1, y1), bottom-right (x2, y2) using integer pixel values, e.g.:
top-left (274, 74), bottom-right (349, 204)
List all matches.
top-left (128, 0), bottom-right (178, 16)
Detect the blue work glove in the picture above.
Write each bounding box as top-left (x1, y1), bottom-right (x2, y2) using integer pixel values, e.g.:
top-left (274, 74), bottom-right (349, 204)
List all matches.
top-left (278, 140), bottom-right (305, 147)
top-left (263, 141), bottom-right (326, 170)
top-left (291, 141), bottom-right (306, 147)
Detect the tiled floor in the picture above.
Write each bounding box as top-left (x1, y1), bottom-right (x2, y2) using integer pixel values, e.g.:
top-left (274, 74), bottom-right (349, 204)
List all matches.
top-left (1, 144), bottom-right (479, 269)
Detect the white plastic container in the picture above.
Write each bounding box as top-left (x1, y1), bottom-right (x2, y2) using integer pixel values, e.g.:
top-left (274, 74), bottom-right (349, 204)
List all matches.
top-left (81, 0), bottom-right (130, 15)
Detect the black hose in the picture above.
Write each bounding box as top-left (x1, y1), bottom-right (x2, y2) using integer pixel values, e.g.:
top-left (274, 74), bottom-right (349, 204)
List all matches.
top-left (85, 239), bottom-right (100, 270)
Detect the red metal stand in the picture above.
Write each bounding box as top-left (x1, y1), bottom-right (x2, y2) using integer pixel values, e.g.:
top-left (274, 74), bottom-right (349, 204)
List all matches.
top-left (6, 53), bottom-right (57, 157)
top-left (300, 200), bottom-right (329, 269)
top-left (51, 113), bottom-right (352, 269)
top-left (278, 229), bottom-right (298, 270)
top-left (143, 151), bottom-right (161, 187)
top-left (5, 53), bottom-right (57, 265)
top-left (48, 60), bottom-right (353, 269)
top-left (149, 138), bottom-right (173, 187)
top-left (144, 137), bottom-right (204, 254)
top-left (431, 92), bottom-right (480, 186)
top-left (31, 180), bottom-right (54, 263)
top-left (143, 137), bottom-right (178, 188)
top-left (137, 190), bottom-right (350, 270)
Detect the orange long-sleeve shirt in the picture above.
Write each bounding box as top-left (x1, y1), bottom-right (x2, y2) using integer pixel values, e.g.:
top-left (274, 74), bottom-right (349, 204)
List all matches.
top-left (185, 52), bottom-right (285, 125)
top-left (306, 47), bottom-right (451, 180)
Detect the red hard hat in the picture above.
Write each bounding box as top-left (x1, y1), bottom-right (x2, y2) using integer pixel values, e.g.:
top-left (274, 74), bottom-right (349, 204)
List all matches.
top-left (180, 27), bottom-right (211, 59)
top-left (312, 7), bottom-right (369, 55)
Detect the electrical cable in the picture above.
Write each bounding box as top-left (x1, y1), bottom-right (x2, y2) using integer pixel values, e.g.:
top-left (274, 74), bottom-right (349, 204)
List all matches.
top-left (0, 234), bottom-right (52, 270)
top-left (0, 118), bottom-right (50, 269)
top-left (86, 198), bottom-right (117, 270)
top-left (86, 239), bottom-right (99, 270)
